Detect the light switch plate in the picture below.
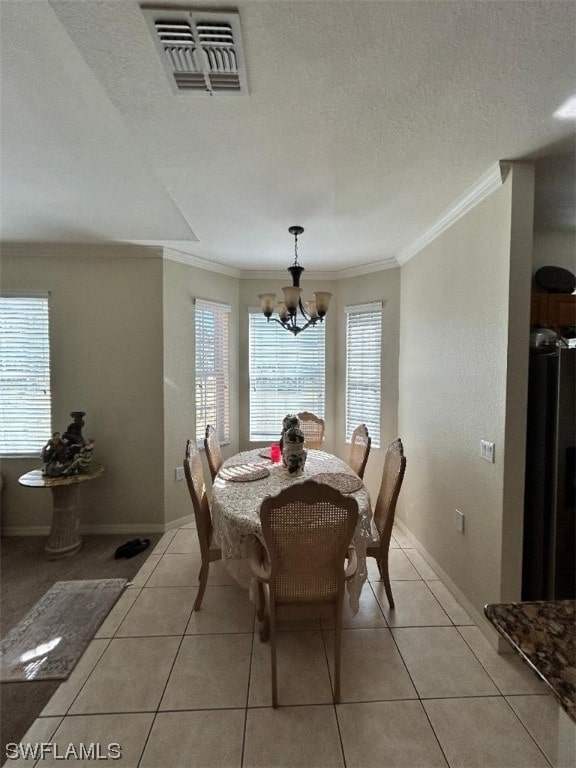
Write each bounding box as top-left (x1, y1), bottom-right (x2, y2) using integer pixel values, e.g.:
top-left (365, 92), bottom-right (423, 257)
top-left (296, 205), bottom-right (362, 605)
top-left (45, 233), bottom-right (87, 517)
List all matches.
top-left (455, 509), bottom-right (465, 533)
top-left (175, 466), bottom-right (185, 481)
top-left (480, 440), bottom-right (495, 463)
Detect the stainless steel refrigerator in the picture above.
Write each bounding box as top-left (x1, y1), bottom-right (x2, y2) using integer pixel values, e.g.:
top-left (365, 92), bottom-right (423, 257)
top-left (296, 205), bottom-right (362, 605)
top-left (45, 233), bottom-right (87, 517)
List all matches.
top-left (522, 344), bottom-right (575, 600)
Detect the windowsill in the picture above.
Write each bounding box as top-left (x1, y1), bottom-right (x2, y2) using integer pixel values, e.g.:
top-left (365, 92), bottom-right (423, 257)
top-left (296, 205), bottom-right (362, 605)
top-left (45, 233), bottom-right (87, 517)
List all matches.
top-left (0, 454), bottom-right (42, 460)
top-left (196, 441), bottom-right (231, 451)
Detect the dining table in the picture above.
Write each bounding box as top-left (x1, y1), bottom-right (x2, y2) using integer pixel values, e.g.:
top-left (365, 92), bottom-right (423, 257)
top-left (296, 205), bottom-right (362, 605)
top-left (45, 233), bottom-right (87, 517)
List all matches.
top-left (211, 447), bottom-right (373, 613)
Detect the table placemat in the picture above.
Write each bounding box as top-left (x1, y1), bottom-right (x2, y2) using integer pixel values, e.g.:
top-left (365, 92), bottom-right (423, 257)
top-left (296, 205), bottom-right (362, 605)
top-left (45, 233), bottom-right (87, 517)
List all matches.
top-left (220, 464), bottom-right (270, 482)
top-left (311, 472), bottom-right (363, 494)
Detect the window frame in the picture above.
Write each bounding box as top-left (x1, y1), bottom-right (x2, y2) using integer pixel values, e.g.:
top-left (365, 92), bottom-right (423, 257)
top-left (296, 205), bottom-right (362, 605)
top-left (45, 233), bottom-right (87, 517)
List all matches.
top-left (194, 298), bottom-right (231, 448)
top-left (345, 301), bottom-right (382, 449)
top-left (0, 292), bottom-right (52, 457)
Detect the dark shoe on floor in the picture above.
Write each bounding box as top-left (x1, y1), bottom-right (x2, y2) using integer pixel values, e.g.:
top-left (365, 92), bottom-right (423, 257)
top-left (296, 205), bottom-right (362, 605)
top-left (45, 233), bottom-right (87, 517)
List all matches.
top-left (114, 539), bottom-right (141, 559)
top-left (123, 538), bottom-right (151, 559)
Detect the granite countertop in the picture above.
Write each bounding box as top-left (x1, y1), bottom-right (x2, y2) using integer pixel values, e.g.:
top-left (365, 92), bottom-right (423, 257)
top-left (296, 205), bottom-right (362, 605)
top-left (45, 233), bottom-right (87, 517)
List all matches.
top-left (484, 600), bottom-right (575, 723)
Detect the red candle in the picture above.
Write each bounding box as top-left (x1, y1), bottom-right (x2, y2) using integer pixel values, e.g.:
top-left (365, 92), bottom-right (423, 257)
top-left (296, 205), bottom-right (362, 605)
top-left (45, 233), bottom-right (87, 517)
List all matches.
top-left (270, 444), bottom-right (281, 463)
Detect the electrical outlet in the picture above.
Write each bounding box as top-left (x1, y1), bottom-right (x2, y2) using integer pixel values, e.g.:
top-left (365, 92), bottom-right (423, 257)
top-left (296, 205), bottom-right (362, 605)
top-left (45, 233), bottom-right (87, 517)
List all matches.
top-left (480, 439), bottom-right (495, 463)
top-left (175, 466), bottom-right (185, 482)
top-left (454, 509), bottom-right (465, 533)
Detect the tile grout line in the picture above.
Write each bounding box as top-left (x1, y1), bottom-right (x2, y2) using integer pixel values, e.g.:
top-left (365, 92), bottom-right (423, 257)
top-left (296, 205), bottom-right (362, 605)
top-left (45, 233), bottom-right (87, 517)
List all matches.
top-left (500, 696), bottom-right (555, 768)
top-left (135, 629), bottom-right (188, 768)
top-left (383, 599), bottom-right (452, 768)
top-left (48, 636), bottom-right (112, 720)
top-left (455, 625), bottom-right (547, 699)
top-left (240, 613), bottom-right (257, 768)
top-left (317, 621), bottom-right (347, 765)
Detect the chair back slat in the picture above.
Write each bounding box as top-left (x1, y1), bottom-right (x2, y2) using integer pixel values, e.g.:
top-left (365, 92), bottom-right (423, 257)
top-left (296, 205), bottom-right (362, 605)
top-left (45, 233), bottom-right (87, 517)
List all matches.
top-left (184, 439), bottom-right (212, 554)
top-left (373, 438), bottom-right (406, 544)
top-left (204, 424), bottom-right (223, 481)
top-left (348, 423), bottom-right (371, 479)
top-left (296, 411), bottom-right (325, 449)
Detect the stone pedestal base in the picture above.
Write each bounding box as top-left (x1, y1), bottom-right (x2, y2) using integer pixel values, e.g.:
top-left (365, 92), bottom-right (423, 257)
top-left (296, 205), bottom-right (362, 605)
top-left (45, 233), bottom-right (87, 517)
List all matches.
top-left (45, 484), bottom-right (82, 560)
top-left (18, 464), bottom-right (105, 560)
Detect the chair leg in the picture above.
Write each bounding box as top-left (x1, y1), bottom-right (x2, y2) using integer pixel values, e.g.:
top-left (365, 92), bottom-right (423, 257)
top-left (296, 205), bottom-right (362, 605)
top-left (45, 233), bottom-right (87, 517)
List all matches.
top-left (381, 556), bottom-right (395, 609)
top-left (193, 563), bottom-right (209, 611)
top-left (270, 614), bottom-right (278, 708)
top-left (254, 581), bottom-right (270, 641)
top-left (334, 602), bottom-right (344, 703)
top-left (255, 580), bottom-right (266, 622)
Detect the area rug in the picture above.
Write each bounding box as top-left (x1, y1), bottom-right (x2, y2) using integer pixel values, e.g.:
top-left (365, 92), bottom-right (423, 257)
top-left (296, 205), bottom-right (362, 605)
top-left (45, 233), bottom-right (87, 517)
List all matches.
top-left (0, 579), bottom-right (126, 682)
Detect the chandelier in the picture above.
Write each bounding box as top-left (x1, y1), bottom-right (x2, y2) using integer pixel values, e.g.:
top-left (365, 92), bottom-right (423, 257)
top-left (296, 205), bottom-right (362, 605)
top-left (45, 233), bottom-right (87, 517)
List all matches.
top-left (258, 226), bottom-right (333, 336)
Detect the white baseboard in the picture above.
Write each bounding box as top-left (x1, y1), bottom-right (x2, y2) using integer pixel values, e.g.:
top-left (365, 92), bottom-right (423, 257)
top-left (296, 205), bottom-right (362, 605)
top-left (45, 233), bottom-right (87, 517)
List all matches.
top-left (80, 523), bottom-right (167, 535)
top-left (1, 525), bottom-right (51, 536)
top-left (1, 516), bottom-right (194, 537)
top-left (163, 513), bottom-right (195, 531)
top-left (394, 517), bottom-right (507, 652)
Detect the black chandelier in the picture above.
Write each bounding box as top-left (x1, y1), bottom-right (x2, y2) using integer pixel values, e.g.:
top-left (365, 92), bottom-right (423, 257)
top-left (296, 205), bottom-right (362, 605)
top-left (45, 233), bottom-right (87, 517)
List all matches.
top-left (258, 226), bottom-right (333, 336)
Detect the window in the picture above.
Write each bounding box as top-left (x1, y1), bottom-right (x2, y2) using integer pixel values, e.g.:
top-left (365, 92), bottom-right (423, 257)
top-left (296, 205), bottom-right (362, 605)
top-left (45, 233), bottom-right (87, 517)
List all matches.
top-left (249, 311), bottom-right (325, 441)
top-left (345, 302), bottom-right (382, 448)
top-left (0, 294), bottom-right (51, 455)
top-left (195, 299), bottom-right (230, 446)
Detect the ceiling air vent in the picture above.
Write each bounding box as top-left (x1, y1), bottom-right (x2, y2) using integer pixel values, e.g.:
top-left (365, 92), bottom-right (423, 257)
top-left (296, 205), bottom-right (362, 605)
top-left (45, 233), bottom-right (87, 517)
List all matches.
top-left (143, 8), bottom-right (248, 96)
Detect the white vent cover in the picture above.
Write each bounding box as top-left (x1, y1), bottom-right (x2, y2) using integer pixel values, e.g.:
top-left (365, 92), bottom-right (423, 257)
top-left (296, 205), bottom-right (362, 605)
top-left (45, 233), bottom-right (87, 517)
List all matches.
top-left (143, 8), bottom-right (248, 96)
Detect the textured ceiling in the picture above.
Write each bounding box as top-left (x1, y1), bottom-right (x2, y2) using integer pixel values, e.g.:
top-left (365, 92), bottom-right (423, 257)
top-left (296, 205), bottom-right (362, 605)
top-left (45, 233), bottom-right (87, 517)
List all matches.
top-left (0, 0), bottom-right (574, 271)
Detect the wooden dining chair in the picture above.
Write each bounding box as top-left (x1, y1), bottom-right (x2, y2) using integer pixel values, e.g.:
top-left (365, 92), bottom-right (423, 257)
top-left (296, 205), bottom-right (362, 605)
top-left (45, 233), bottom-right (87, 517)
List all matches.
top-left (184, 439), bottom-right (222, 611)
top-left (297, 411), bottom-right (325, 449)
top-left (347, 423), bottom-right (372, 479)
top-left (251, 480), bottom-right (358, 707)
top-left (204, 424), bottom-right (223, 481)
top-left (366, 438), bottom-right (406, 609)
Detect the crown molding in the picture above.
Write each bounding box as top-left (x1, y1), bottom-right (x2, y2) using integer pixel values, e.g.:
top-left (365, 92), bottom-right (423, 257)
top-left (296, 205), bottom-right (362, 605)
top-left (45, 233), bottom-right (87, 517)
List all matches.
top-left (239, 269), bottom-right (339, 281)
top-left (335, 257), bottom-right (398, 279)
top-left (239, 257), bottom-right (398, 281)
top-left (0, 242), bottom-right (163, 259)
top-left (163, 247), bottom-right (241, 277)
top-left (0, 241), bottom-right (398, 279)
top-left (396, 161), bottom-right (512, 265)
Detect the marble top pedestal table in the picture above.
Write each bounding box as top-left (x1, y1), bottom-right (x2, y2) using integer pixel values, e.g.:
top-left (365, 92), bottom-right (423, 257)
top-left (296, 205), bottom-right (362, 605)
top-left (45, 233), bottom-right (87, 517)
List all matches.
top-left (18, 464), bottom-right (106, 560)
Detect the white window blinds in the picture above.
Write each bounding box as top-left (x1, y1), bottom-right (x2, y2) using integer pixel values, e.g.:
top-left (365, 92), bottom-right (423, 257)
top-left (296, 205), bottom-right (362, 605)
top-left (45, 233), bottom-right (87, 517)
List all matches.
top-left (249, 311), bottom-right (325, 441)
top-left (0, 294), bottom-right (52, 455)
top-left (195, 299), bottom-right (231, 447)
top-left (345, 302), bottom-right (382, 448)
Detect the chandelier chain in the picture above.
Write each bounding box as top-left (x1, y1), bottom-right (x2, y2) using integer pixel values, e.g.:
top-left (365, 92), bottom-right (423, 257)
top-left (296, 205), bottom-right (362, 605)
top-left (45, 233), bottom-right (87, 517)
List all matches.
top-left (293, 230), bottom-right (299, 267)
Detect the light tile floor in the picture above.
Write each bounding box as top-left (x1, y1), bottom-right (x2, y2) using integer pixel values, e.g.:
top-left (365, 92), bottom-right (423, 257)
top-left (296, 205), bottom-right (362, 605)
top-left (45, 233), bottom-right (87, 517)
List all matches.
top-left (9, 526), bottom-right (559, 768)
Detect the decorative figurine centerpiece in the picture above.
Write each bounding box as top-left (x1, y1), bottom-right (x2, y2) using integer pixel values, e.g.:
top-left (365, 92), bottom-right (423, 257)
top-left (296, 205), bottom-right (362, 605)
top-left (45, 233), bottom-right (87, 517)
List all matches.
top-left (279, 413), bottom-right (300, 453)
top-left (280, 414), bottom-right (307, 474)
top-left (41, 411), bottom-right (95, 477)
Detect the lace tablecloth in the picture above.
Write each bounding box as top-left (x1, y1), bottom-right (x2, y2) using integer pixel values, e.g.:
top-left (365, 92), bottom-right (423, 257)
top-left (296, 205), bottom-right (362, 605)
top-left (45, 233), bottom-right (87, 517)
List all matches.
top-left (211, 449), bottom-right (373, 613)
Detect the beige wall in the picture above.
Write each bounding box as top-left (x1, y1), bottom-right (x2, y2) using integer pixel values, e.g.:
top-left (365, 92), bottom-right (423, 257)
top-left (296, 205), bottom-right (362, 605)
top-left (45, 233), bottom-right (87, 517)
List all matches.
top-left (333, 269), bottom-right (401, 502)
top-left (501, 164), bottom-right (536, 600)
top-left (397, 165), bottom-right (534, 619)
top-left (1, 248), bottom-right (165, 532)
top-left (162, 258), bottom-right (239, 520)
